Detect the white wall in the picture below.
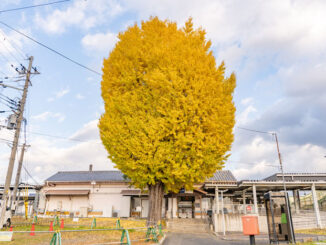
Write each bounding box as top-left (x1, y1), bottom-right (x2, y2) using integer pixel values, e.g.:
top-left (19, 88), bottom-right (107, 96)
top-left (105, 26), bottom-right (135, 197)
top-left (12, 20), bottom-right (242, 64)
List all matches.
top-left (41, 182), bottom-right (135, 217)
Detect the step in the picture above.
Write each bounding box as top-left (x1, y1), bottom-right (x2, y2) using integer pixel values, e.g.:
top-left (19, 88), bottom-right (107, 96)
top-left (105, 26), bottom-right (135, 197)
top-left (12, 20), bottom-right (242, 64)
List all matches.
top-left (167, 218), bottom-right (211, 233)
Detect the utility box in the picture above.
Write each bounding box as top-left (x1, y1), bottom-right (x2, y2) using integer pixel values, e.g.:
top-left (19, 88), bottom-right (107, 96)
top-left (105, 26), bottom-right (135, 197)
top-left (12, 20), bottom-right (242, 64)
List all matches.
top-left (242, 215), bottom-right (260, 235)
top-left (7, 114), bottom-right (17, 130)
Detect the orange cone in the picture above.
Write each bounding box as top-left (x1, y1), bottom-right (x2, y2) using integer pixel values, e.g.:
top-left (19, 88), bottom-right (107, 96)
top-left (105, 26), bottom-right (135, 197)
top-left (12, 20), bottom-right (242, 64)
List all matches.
top-left (49, 221), bottom-right (53, 231)
top-left (30, 223), bottom-right (35, 236)
top-left (60, 219), bottom-right (64, 229)
top-left (9, 226), bottom-right (13, 231)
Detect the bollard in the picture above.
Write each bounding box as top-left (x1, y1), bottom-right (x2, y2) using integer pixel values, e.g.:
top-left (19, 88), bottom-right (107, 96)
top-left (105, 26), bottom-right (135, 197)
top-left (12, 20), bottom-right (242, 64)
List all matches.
top-left (116, 218), bottom-right (121, 228)
top-left (120, 229), bottom-right (131, 245)
top-left (146, 226), bottom-right (158, 242)
top-left (91, 218), bottom-right (96, 229)
top-left (33, 215), bottom-right (38, 224)
top-left (54, 216), bottom-right (59, 227)
top-left (60, 219), bottom-right (64, 229)
top-left (49, 221), bottom-right (54, 231)
top-left (158, 223), bottom-right (163, 236)
top-left (30, 223), bottom-right (35, 236)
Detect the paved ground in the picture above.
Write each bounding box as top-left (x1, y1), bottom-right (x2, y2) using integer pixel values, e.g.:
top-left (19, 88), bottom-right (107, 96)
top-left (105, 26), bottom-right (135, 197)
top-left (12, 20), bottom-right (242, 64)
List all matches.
top-left (163, 232), bottom-right (325, 244)
top-left (162, 232), bottom-right (269, 245)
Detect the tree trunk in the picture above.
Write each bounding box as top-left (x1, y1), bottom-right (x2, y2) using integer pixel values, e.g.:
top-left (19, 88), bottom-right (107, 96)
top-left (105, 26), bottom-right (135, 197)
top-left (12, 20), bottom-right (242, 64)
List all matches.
top-left (147, 182), bottom-right (164, 226)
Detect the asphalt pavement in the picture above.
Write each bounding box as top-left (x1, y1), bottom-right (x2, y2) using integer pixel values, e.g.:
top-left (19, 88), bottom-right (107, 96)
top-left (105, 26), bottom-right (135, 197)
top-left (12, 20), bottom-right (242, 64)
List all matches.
top-left (162, 232), bottom-right (269, 245)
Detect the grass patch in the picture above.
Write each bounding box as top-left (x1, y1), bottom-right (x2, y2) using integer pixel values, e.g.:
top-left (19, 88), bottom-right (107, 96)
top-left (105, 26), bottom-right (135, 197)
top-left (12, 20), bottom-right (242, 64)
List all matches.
top-left (1, 217), bottom-right (161, 245)
top-left (296, 228), bottom-right (326, 235)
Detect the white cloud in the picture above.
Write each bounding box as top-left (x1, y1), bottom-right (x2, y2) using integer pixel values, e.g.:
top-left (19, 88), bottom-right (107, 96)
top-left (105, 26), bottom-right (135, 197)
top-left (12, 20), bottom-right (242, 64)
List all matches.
top-left (241, 98), bottom-right (253, 106)
top-left (69, 120), bottom-right (99, 141)
top-left (230, 136), bottom-right (326, 180)
top-left (55, 88), bottom-right (69, 98)
top-left (237, 105), bottom-right (257, 125)
top-left (0, 119), bottom-right (113, 183)
top-left (81, 31), bottom-right (118, 53)
top-left (34, 0), bottom-right (123, 34)
top-left (75, 93), bottom-right (85, 100)
top-left (32, 111), bottom-right (65, 123)
top-left (47, 88), bottom-right (70, 102)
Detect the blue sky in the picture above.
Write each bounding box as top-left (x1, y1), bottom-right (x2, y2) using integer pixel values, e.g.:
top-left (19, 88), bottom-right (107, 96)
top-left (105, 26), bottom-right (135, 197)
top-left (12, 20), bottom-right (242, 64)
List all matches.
top-left (0, 0), bottom-right (325, 184)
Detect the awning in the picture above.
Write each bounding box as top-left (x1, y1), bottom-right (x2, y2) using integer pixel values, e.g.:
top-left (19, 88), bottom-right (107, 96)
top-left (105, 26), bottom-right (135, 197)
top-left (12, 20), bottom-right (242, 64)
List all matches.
top-left (194, 188), bottom-right (208, 195)
top-left (45, 190), bottom-right (90, 196)
top-left (121, 190), bottom-right (144, 196)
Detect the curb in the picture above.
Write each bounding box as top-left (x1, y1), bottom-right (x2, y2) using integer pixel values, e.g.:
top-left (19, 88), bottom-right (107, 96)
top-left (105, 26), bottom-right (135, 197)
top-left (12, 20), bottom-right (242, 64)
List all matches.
top-left (158, 234), bottom-right (166, 244)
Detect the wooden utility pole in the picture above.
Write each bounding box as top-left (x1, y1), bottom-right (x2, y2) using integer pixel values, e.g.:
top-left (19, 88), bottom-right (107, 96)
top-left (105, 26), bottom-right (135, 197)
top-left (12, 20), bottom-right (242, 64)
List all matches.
top-left (10, 143), bottom-right (28, 213)
top-left (0, 56), bottom-right (33, 228)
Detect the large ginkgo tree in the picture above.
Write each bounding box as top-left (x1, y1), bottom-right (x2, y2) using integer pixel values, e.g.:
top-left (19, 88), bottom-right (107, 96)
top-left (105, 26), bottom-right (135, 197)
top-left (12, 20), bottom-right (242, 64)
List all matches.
top-left (99, 17), bottom-right (236, 225)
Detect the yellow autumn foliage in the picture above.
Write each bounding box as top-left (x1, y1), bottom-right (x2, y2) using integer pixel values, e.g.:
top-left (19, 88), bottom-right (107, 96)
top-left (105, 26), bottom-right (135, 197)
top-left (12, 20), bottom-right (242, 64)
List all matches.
top-left (99, 17), bottom-right (236, 192)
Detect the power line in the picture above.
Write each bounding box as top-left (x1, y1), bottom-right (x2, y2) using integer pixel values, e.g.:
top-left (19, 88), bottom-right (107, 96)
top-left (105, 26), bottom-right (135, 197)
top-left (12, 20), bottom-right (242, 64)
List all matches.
top-left (29, 131), bottom-right (102, 144)
top-left (237, 126), bottom-right (273, 135)
top-left (0, 41), bottom-right (21, 65)
top-left (0, 29), bottom-right (27, 60)
top-left (22, 164), bottom-right (40, 185)
top-left (0, 0), bottom-right (70, 14)
top-left (0, 21), bottom-right (102, 76)
top-left (0, 137), bottom-right (13, 143)
top-left (0, 124), bottom-right (101, 144)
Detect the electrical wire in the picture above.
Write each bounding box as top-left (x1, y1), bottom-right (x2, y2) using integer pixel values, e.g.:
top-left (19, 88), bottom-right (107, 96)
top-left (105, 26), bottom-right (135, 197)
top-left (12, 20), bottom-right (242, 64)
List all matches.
top-left (0, 36), bottom-right (22, 65)
top-left (237, 126), bottom-right (273, 135)
top-left (0, 21), bottom-right (102, 76)
top-left (0, 137), bottom-right (13, 143)
top-left (0, 0), bottom-right (70, 14)
top-left (29, 131), bottom-right (102, 144)
top-left (227, 160), bottom-right (279, 167)
top-left (0, 52), bottom-right (19, 74)
top-left (0, 29), bottom-right (26, 61)
top-left (22, 164), bottom-right (39, 185)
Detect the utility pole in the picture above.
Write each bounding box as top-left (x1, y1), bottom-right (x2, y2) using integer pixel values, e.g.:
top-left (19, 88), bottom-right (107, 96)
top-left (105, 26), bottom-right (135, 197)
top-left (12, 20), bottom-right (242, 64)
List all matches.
top-left (10, 143), bottom-right (29, 213)
top-left (0, 56), bottom-right (34, 228)
top-left (273, 132), bottom-right (295, 244)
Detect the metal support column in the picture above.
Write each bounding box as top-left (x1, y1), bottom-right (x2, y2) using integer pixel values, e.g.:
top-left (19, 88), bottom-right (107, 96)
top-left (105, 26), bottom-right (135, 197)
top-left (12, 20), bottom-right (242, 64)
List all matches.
top-left (311, 184), bottom-right (323, 228)
top-left (253, 185), bottom-right (258, 215)
top-left (293, 189), bottom-right (300, 214)
top-left (243, 190), bottom-right (246, 214)
top-left (215, 186), bottom-right (219, 214)
top-left (214, 186), bottom-right (219, 233)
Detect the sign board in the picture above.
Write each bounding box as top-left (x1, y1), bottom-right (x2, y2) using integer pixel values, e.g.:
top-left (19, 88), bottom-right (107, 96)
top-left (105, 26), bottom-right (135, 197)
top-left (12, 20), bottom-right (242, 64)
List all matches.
top-left (0, 231), bottom-right (13, 241)
top-left (246, 205), bottom-right (252, 212)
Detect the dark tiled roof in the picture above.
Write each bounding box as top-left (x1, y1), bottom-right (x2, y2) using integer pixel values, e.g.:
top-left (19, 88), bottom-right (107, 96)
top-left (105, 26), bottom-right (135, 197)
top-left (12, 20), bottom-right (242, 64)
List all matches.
top-left (264, 173), bottom-right (326, 182)
top-left (208, 170), bottom-right (237, 182)
top-left (46, 171), bottom-right (128, 182)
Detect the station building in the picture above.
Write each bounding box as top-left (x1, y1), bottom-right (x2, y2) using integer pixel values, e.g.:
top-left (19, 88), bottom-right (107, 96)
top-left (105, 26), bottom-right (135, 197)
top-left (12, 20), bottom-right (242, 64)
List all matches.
top-left (38, 167), bottom-right (326, 230)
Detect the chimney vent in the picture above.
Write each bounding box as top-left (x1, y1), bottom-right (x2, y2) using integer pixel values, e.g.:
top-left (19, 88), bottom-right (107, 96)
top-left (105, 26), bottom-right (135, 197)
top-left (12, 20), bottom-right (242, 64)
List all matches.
top-left (89, 164), bottom-right (93, 171)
